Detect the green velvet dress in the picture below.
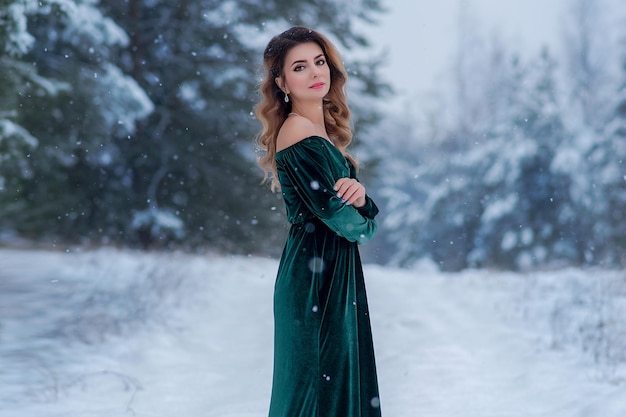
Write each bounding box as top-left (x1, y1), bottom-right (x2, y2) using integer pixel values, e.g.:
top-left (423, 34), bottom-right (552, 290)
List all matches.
top-left (269, 136), bottom-right (382, 417)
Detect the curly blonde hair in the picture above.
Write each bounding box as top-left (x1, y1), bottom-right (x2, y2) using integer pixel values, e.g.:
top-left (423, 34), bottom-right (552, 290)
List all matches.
top-left (255, 26), bottom-right (358, 191)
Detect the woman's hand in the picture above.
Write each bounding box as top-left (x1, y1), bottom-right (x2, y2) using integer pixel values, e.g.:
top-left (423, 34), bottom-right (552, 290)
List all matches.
top-left (334, 178), bottom-right (366, 208)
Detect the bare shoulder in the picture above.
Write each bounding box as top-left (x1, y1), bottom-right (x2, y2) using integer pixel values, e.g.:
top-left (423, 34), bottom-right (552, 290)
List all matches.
top-left (276, 115), bottom-right (321, 152)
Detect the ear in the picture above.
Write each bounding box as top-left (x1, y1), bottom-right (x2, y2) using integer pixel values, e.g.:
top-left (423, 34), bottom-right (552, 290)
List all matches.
top-left (275, 76), bottom-right (288, 94)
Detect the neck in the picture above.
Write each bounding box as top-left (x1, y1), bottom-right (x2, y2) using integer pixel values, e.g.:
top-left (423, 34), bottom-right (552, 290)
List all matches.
top-left (290, 102), bottom-right (325, 126)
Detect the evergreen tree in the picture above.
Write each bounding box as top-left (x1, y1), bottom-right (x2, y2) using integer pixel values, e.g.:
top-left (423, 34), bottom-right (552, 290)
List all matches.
top-left (585, 50), bottom-right (626, 265)
top-left (470, 49), bottom-right (575, 269)
top-left (2, 0), bottom-right (153, 243)
top-left (1, 1), bottom-right (82, 234)
top-left (362, 114), bottom-right (432, 267)
top-left (557, 0), bottom-right (625, 265)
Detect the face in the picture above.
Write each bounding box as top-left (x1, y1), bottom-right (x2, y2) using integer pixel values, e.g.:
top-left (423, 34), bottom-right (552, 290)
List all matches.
top-left (276, 42), bottom-right (331, 103)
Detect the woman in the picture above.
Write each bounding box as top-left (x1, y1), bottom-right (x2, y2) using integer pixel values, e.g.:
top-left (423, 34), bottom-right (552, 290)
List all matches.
top-left (255, 26), bottom-right (382, 417)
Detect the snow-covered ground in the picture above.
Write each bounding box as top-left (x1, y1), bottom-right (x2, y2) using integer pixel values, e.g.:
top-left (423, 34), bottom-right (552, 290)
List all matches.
top-left (0, 248), bottom-right (624, 417)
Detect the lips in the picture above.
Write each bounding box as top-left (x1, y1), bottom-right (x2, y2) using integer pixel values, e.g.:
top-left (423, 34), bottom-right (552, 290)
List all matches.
top-left (310, 82), bottom-right (325, 89)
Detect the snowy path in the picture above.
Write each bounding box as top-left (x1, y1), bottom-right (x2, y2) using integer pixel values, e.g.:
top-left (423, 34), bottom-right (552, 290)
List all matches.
top-left (366, 265), bottom-right (624, 416)
top-left (0, 249), bottom-right (624, 417)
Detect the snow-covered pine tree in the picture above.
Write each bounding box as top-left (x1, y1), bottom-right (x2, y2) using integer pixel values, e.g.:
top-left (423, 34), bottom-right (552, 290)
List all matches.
top-left (469, 49), bottom-right (575, 269)
top-left (554, 0), bottom-right (625, 266)
top-left (0, 0), bottom-right (71, 232)
top-left (2, 0), bottom-right (153, 243)
top-left (585, 45), bottom-right (626, 265)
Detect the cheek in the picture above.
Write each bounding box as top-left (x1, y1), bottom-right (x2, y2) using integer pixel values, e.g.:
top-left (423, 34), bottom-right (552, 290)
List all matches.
top-left (284, 72), bottom-right (303, 88)
top-left (325, 70), bottom-right (333, 86)
top-left (324, 68), bottom-right (332, 88)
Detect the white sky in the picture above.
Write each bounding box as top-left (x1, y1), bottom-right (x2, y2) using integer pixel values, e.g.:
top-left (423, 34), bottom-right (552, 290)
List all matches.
top-left (366, 0), bottom-right (565, 102)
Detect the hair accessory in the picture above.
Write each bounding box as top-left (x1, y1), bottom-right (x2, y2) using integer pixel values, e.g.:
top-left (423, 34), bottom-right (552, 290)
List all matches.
top-left (284, 93), bottom-right (289, 103)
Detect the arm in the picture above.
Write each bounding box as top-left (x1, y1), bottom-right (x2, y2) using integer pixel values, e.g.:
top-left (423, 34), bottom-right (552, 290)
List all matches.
top-left (278, 139), bottom-right (377, 244)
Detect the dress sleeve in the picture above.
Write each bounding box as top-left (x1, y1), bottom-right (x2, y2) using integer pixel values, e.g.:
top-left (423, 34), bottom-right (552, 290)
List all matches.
top-left (356, 196), bottom-right (379, 220)
top-left (277, 139), bottom-right (378, 244)
top-left (348, 159), bottom-right (379, 220)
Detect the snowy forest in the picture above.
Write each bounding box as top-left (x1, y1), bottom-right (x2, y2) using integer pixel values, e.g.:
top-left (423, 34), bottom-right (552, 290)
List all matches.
top-left (1, 0), bottom-right (625, 271)
top-left (371, 1), bottom-right (626, 271)
top-left (0, 0), bottom-right (388, 255)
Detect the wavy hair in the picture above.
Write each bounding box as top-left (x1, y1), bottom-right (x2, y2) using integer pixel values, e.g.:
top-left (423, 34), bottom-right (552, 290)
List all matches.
top-left (255, 26), bottom-right (358, 191)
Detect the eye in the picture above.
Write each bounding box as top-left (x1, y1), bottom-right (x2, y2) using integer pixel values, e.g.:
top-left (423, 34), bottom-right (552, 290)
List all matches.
top-left (316, 59), bottom-right (326, 66)
top-left (294, 65), bottom-right (305, 72)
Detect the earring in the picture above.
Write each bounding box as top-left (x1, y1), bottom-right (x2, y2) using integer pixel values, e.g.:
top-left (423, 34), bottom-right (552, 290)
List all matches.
top-left (284, 93), bottom-right (289, 103)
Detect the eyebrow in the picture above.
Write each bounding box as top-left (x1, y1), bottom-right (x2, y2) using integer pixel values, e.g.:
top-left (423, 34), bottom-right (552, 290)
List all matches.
top-left (290, 53), bottom-right (325, 68)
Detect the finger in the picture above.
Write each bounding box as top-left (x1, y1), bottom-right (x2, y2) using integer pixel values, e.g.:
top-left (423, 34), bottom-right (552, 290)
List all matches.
top-left (342, 183), bottom-right (365, 204)
top-left (340, 183), bottom-right (359, 201)
top-left (334, 178), bottom-right (353, 196)
top-left (333, 178), bottom-right (349, 192)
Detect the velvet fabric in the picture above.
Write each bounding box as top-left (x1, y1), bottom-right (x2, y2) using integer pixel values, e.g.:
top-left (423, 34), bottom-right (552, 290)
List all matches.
top-left (269, 136), bottom-right (382, 417)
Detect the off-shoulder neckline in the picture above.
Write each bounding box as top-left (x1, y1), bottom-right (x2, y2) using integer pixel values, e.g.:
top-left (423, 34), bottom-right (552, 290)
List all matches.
top-left (275, 135), bottom-right (336, 155)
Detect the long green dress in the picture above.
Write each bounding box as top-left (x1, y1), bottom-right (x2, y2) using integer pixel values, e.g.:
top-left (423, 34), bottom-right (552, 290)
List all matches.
top-left (269, 136), bottom-right (382, 417)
